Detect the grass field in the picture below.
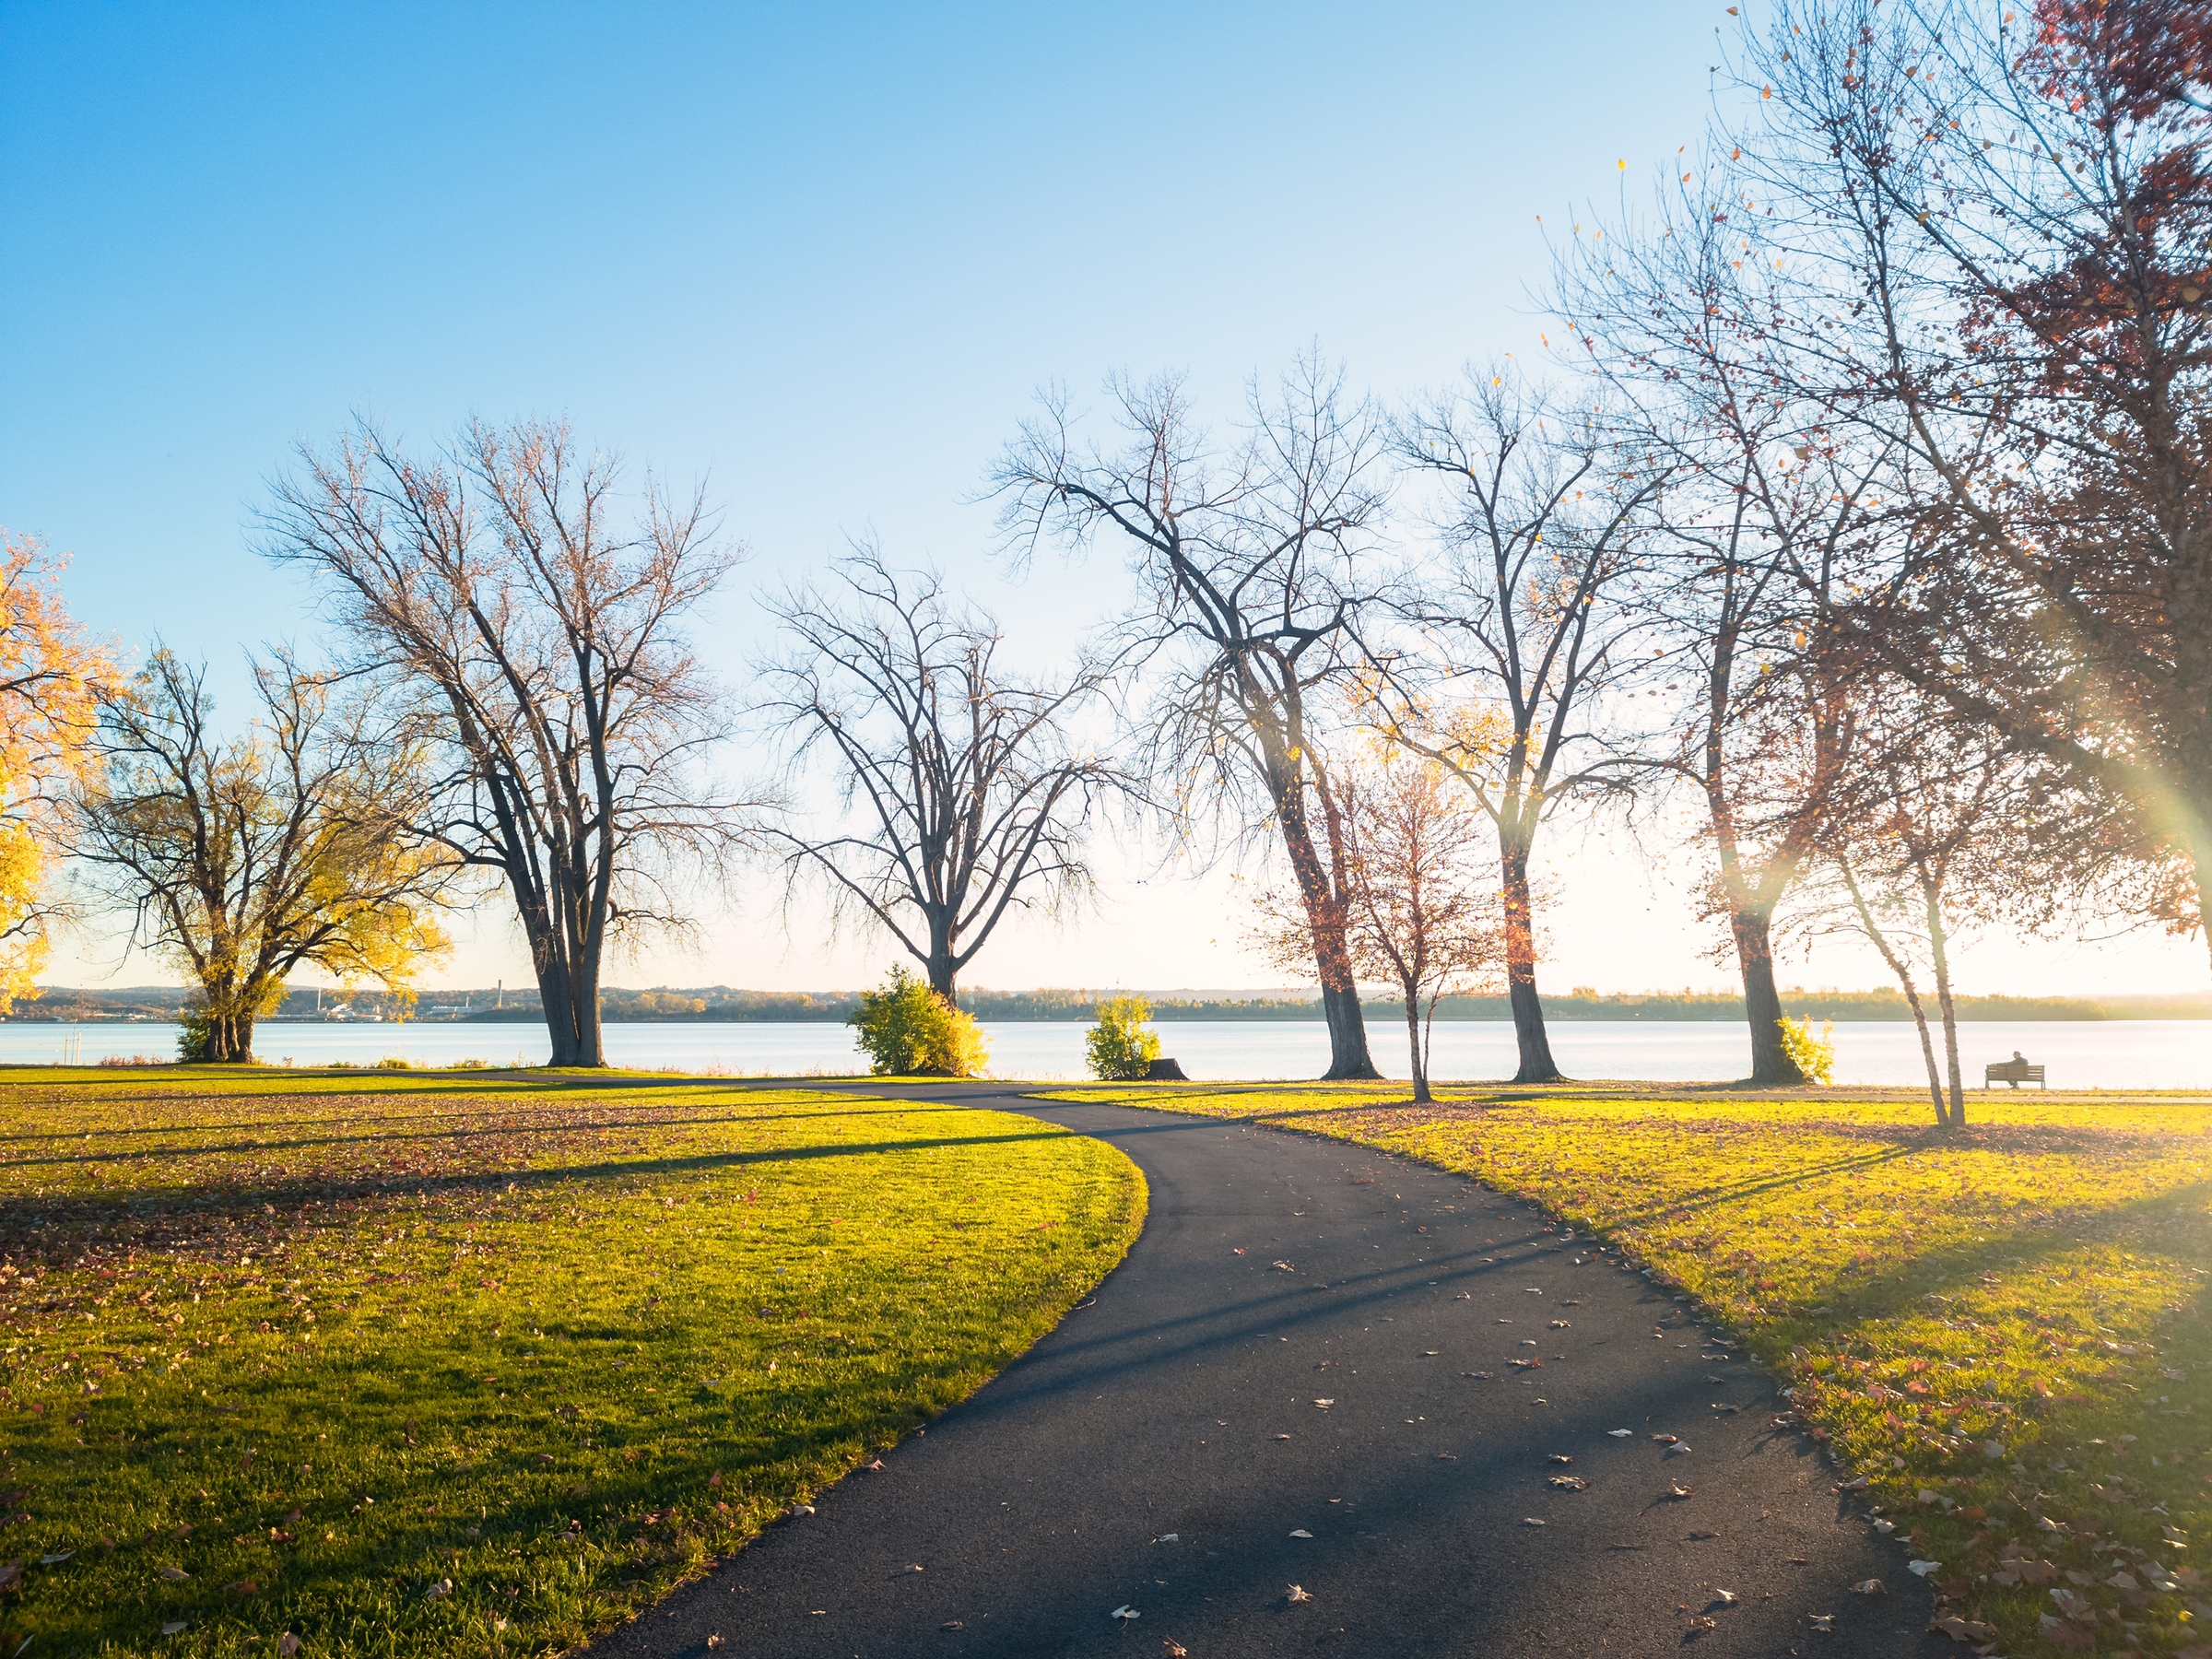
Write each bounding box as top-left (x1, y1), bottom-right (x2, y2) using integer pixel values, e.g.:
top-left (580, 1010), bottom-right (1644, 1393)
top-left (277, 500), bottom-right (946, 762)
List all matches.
top-left (0, 1067), bottom-right (1145, 1657)
top-left (1048, 1082), bottom-right (2212, 1658)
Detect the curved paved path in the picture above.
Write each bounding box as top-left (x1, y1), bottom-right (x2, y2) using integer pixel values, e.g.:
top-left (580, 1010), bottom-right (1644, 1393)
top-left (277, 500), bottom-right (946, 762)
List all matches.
top-left (587, 1086), bottom-right (1945, 1658)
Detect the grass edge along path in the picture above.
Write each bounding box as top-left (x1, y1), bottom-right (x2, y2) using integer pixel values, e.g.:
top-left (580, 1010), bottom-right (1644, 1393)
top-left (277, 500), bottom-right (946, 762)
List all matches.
top-left (0, 1068), bottom-right (1146, 1658)
top-left (1039, 1081), bottom-right (2212, 1659)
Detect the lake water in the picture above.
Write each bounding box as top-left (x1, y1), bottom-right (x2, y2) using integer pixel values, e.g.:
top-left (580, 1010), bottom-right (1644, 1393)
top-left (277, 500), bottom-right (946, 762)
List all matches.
top-left (3, 1018), bottom-right (2207, 1088)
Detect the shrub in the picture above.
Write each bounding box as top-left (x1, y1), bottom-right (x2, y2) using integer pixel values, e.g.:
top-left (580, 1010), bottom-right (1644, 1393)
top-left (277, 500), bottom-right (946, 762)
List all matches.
top-left (1086, 994), bottom-right (1162, 1081)
top-left (848, 966), bottom-right (990, 1077)
top-left (1777, 1016), bottom-right (1836, 1085)
top-left (175, 1008), bottom-right (215, 1064)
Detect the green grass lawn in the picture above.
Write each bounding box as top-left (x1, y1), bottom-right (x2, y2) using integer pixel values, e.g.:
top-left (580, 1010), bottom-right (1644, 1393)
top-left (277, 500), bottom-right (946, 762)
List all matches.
top-left (0, 1067), bottom-right (1144, 1657)
top-left (1048, 1082), bottom-right (2212, 1658)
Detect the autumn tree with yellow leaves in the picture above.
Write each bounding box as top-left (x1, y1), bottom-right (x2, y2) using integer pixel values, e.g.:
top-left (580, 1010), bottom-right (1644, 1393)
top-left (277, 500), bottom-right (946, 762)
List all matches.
top-left (0, 531), bottom-right (112, 1010)
top-left (76, 650), bottom-right (452, 1063)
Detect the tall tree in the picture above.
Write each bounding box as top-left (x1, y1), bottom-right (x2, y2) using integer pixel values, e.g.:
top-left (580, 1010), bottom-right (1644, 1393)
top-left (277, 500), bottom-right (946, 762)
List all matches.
top-left (1700, 0), bottom-right (2212, 966)
top-left (1387, 371), bottom-right (1666, 1083)
top-left (1556, 200), bottom-right (1888, 1085)
top-left (263, 418), bottom-right (744, 1067)
top-left (75, 651), bottom-right (450, 1064)
top-left (0, 532), bottom-right (112, 1009)
top-left (759, 549), bottom-right (1133, 1006)
top-left (993, 360), bottom-right (1391, 1080)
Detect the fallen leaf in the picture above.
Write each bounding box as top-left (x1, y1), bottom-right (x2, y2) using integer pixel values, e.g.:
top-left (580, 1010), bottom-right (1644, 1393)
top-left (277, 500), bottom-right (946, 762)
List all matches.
top-left (1313, 1399), bottom-right (1334, 1409)
top-left (1110, 1605), bottom-right (1141, 1620)
top-left (1549, 1476), bottom-right (1588, 1490)
top-left (39, 1551), bottom-right (73, 1566)
top-left (1690, 1529), bottom-right (1722, 1539)
top-left (1652, 1434), bottom-right (1679, 1444)
top-left (1851, 1578), bottom-right (1886, 1595)
top-left (1523, 1516), bottom-right (1547, 1526)
top-left (1807, 1614), bottom-right (1835, 1632)
top-left (1548, 1454), bottom-right (1574, 1465)
top-left (1906, 1559), bottom-right (1941, 1578)
top-left (159, 1566), bottom-right (190, 1582)
top-left (161, 1622), bottom-right (188, 1637)
top-left (865, 1459), bottom-right (886, 1472)
top-left (1688, 1615), bottom-right (1717, 1630)
top-left (1162, 1641), bottom-right (1188, 1659)
top-left (707, 1638), bottom-right (726, 1650)
top-left (278, 1635), bottom-right (302, 1656)
top-left (1667, 1483), bottom-right (1695, 1500)
top-left (1290, 1529), bottom-right (1312, 1538)
top-left (427, 1577), bottom-right (453, 1600)
top-left (224, 1580), bottom-right (258, 1595)
top-left (1607, 1429), bottom-right (1633, 1438)
top-left (1287, 1584), bottom-right (1313, 1603)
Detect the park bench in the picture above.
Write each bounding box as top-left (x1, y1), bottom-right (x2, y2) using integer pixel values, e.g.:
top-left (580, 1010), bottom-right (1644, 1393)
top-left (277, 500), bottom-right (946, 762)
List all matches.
top-left (1984, 1058), bottom-right (2046, 1089)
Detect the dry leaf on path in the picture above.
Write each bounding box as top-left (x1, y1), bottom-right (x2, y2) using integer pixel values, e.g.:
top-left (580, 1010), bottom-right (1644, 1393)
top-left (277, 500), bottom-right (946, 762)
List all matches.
top-left (1286, 1584), bottom-right (1313, 1603)
top-left (1289, 1529), bottom-right (1312, 1538)
top-left (1851, 1579), bottom-right (1886, 1596)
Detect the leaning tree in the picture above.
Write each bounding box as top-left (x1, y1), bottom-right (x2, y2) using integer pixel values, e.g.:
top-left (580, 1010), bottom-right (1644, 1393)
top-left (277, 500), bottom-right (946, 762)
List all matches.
top-left (759, 547), bottom-right (1135, 1007)
top-left (263, 418), bottom-right (747, 1067)
top-left (993, 359), bottom-right (1392, 1080)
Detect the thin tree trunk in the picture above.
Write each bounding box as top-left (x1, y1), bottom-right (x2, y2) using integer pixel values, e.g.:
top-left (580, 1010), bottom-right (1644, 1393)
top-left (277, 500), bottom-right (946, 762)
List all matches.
top-left (1840, 862), bottom-right (1947, 1125)
top-left (1924, 882), bottom-right (1965, 1126)
top-left (1404, 991), bottom-right (1430, 1103)
top-left (1732, 906), bottom-right (1808, 1087)
top-left (1500, 840), bottom-right (1561, 1083)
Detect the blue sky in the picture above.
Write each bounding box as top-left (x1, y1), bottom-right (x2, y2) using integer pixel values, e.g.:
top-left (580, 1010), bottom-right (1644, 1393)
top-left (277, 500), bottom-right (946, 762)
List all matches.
top-left (5, 2), bottom-right (2198, 995)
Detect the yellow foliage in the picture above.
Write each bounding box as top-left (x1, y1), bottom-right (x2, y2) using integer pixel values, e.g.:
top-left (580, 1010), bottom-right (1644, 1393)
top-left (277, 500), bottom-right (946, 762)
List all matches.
top-left (0, 532), bottom-right (112, 1009)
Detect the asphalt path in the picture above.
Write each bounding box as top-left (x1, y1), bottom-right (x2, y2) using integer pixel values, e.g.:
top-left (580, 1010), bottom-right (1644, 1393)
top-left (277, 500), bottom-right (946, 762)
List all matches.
top-left (585, 1085), bottom-right (1946, 1659)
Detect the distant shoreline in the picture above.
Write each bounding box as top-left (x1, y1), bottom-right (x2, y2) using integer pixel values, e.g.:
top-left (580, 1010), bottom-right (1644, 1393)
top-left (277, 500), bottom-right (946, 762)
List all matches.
top-left (11, 985), bottom-right (2212, 1024)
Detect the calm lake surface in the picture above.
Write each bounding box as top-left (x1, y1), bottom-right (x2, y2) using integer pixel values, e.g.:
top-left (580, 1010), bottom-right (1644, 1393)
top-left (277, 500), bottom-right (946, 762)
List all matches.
top-left (4, 1018), bottom-right (2207, 1088)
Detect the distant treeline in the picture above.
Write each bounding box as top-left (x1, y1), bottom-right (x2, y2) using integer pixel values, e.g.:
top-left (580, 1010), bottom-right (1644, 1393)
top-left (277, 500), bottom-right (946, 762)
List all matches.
top-left (11, 982), bottom-right (2212, 1024)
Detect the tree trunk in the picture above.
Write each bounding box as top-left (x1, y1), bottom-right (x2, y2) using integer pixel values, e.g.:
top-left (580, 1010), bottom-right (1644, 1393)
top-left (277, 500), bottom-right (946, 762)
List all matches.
top-left (1276, 784), bottom-right (1379, 1081)
top-left (926, 920), bottom-right (959, 1008)
top-left (1500, 841), bottom-right (1561, 1083)
top-left (212, 1013), bottom-right (254, 1064)
top-left (1732, 906), bottom-right (1808, 1087)
top-left (1924, 883), bottom-right (1965, 1126)
top-left (1404, 992), bottom-right (1430, 1104)
top-left (1840, 861), bottom-right (1948, 1124)
top-left (536, 953), bottom-right (605, 1068)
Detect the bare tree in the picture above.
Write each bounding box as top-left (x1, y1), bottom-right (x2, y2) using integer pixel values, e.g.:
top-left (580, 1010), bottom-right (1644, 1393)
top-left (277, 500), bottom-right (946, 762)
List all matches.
top-left (75, 650), bottom-right (450, 1063)
top-left (262, 417), bottom-right (745, 1067)
top-left (1387, 371), bottom-right (1666, 1083)
top-left (993, 360), bottom-right (1392, 1080)
top-left (1555, 201), bottom-right (1893, 1085)
top-left (759, 549), bottom-right (1134, 1006)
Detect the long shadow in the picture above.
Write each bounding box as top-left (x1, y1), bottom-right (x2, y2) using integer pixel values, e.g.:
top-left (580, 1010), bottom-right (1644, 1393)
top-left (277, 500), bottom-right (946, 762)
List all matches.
top-left (0, 1099), bottom-right (1008, 1168)
top-left (0, 1125), bottom-right (1077, 1243)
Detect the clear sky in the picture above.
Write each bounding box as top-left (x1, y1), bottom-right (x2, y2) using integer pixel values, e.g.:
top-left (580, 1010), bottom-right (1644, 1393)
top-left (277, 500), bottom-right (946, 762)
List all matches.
top-left (5, 2), bottom-right (2204, 998)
